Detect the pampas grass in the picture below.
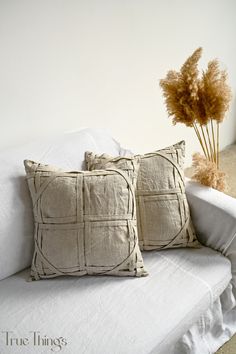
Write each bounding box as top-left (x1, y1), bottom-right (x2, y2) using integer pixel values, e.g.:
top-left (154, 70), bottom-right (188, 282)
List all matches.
top-left (192, 153), bottom-right (227, 192)
top-left (159, 48), bottom-right (202, 127)
top-left (160, 48), bottom-right (232, 191)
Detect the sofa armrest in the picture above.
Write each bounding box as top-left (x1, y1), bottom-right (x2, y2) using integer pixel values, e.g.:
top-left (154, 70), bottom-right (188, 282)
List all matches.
top-left (186, 180), bottom-right (236, 288)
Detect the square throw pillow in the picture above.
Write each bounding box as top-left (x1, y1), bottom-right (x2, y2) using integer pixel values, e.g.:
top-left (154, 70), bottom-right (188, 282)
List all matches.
top-left (86, 141), bottom-right (200, 251)
top-left (24, 159), bottom-right (147, 280)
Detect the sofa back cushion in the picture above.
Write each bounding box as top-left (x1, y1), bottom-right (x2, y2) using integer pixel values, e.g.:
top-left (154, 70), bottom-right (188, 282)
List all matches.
top-left (0, 128), bottom-right (122, 280)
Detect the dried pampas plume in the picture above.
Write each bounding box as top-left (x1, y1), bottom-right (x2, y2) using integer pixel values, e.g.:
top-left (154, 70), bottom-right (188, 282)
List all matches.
top-left (160, 48), bottom-right (202, 126)
top-left (199, 60), bottom-right (232, 124)
top-left (160, 47), bottom-right (231, 128)
top-left (192, 153), bottom-right (227, 192)
top-left (160, 48), bottom-right (232, 192)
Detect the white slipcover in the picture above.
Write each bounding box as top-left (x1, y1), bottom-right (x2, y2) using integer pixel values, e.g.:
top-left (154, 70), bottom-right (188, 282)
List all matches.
top-left (0, 247), bottom-right (231, 354)
top-left (186, 181), bottom-right (236, 296)
top-left (1, 129), bottom-right (236, 354)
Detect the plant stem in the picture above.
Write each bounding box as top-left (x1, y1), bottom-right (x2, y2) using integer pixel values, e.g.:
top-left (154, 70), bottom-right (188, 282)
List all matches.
top-left (193, 122), bottom-right (207, 158)
top-left (211, 119), bottom-right (216, 163)
top-left (200, 125), bottom-right (211, 160)
top-left (206, 124), bottom-right (214, 162)
top-left (217, 122), bottom-right (220, 168)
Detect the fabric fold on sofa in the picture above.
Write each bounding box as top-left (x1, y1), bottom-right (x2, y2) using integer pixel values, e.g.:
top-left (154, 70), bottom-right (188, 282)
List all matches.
top-left (173, 282), bottom-right (236, 354)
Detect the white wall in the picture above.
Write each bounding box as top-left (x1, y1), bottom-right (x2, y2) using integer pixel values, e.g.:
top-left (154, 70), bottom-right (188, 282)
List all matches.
top-left (0, 0), bottom-right (236, 166)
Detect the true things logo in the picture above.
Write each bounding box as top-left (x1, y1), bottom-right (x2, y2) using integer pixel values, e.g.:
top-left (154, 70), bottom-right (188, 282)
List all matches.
top-left (1, 331), bottom-right (68, 352)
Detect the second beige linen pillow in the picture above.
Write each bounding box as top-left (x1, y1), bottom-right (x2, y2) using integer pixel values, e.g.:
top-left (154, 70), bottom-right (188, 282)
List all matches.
top-left (86, 141), bottom-right (199, 251)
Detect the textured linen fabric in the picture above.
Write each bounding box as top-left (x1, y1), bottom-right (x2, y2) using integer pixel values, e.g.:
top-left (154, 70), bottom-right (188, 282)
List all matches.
top-left (24, 159), bottom-right (146, 280)
top-left (0, 128), bottom-right (126, 281)
top-left (0, 247), bottom-right (231, 354)
top-left (86, 141), bottom-right (199, 250)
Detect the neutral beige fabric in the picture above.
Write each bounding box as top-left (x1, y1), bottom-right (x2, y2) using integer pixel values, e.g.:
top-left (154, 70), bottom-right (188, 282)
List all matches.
top-left (24, 159), bottom-right (147, 280)
top-left (86, 142), bottom-right (199, 250)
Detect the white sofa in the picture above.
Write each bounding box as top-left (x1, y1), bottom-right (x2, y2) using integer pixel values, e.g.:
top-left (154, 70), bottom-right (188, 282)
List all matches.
top-left (1, 128), bottom-right (236, 354)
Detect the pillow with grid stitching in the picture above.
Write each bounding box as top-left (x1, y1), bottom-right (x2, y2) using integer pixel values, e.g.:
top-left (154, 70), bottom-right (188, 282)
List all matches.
top-left (24, 159), bottom-right (147, 280)
top-left (86, 141), bottom-right (200, 251)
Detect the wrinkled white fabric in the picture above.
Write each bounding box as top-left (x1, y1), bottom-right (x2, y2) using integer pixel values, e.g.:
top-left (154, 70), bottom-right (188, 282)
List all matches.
top-left (0, 247), bottom-right (231, 354)
top-left (0, 129), bottom-right (123, 280)
top-left (173, 283), bottom-right (236, 354)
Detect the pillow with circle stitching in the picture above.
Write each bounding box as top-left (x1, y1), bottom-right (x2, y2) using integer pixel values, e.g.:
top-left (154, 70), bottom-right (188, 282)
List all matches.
top-left (86, 141), bottom-right (200, 251)
top-left (24, 159), bottom-right (147, 280)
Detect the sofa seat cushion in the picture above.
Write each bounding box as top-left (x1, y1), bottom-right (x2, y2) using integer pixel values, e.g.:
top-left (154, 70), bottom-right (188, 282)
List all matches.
top-left (0, 247), bottom-right (231, 354)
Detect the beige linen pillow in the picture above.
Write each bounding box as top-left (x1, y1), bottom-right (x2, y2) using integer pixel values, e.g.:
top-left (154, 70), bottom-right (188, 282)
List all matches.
top-left (24, 159), bottom-right (147, 280)
top-left (86, 141), bottom-right (199, 251)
